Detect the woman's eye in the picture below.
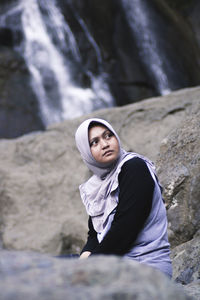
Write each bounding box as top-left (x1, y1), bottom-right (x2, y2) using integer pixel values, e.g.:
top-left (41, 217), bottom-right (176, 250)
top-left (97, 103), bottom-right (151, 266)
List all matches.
top-left (105, 132), bottom-right (113, 139)
top-left (90, 139), bottom-right (98, 147)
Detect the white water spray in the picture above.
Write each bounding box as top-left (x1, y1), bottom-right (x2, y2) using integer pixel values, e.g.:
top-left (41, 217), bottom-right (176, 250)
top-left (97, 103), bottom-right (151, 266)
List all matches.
top-left (121, 0), bottom-right (171, 95)
top-left (1, 0), bottom-right (114, 126)
top-left (21, 0), bottom-right (113, 125)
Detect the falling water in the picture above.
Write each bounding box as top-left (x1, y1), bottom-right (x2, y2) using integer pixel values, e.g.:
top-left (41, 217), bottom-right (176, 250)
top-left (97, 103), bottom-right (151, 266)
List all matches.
top-left (121, 0), bottom-right (171, 95)
top-left (22, 0), bottom-right (115, 125)
top-left (0, 0), bottom-right (114, 126)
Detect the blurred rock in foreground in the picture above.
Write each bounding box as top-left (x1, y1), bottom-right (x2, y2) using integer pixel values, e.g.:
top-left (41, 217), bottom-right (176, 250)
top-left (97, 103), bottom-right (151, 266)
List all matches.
top-left (0, 251), bottom-right (193, 300)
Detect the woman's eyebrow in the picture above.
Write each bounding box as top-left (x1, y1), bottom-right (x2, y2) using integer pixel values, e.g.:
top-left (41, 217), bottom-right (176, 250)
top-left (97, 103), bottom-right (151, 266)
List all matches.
top-left (101, 129), bottom-right (110, 138)
top-left (89, 135), bottom-right (100, 144)
top-left (90, 129), bottom-right (108, 141)
top-left (103, 129), bottom-right (111, 136)
top-left (89, 136), bottom-right (98, 143)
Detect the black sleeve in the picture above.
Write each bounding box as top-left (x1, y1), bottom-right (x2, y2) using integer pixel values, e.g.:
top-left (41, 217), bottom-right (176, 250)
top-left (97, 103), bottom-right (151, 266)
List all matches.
top-left (80, 216), bottom-right (99, 254)
top-left (90, 157), bottom-right (155, 256)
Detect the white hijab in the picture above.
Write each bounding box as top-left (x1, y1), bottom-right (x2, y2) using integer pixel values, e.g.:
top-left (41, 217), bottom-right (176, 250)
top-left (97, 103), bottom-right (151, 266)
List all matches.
top-left (75, 118), bottom-right (156, 233)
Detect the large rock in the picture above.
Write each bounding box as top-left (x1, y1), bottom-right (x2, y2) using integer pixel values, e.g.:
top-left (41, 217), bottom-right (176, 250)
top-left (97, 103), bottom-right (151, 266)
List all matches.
top-left (0, 251), bottom-right (193, 300)
top-left (155, 100), bottom-right (200, 297)
top-left (0, 86), bottom-right (199, 255)
top-left (170, 231), bottom-right (200, 299)
top-left (171, 230), bottom-right (200, 284)
top-left (0, 124), bottom-right (89, 254)
top-left (157, 109), bottom-right (200, 247)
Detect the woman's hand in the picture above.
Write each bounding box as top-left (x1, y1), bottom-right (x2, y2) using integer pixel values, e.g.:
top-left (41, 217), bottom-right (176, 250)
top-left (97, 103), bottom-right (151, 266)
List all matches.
top-left (79, 251), bottom-right (91, 259)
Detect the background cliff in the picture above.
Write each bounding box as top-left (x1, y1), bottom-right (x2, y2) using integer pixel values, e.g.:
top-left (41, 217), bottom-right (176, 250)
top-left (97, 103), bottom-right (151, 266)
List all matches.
top-left (0, 0), bottom-right (200, 138)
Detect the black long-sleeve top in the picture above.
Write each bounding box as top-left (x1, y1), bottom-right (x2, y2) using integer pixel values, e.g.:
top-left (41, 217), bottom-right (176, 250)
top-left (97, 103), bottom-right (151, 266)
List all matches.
top-left (81, 157), bottom-right (155, 256)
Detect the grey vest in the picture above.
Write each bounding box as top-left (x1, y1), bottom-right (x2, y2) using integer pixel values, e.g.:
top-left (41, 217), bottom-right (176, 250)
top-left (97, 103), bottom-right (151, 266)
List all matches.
top-left (124, 171), bottom-right (172, 277)
top-left (97, 163), bottom-right (172, 278)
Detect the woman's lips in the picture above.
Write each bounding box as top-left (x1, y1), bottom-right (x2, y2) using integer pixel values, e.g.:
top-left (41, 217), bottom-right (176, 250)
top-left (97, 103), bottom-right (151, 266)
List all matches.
top-left (103, 150), bottom-right (114, 156)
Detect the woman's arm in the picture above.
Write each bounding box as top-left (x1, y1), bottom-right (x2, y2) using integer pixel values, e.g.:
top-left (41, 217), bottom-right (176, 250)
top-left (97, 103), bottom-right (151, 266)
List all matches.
top-left (80, 216), bottom-right (99, 256)
top-left (90, 157), bottom-right (155, 256)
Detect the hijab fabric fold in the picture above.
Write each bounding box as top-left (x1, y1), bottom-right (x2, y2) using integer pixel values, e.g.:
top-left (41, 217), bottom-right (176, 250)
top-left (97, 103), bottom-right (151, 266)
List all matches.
top-left (75, 118), bottom-right (156, 233)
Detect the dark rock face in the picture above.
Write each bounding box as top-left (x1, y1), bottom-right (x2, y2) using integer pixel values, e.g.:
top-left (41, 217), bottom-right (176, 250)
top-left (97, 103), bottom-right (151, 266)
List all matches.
top-left (0, 0), bottom-right (200, 138)
top-left (0, 28), bottom-right (13, 47)
top-left (59, 0), bottom-right (154, 104)
top-left (59, 0), bottom-right (200, 104)
top-left (0, 1), bottom-right (45, 138)
top-left (164, 0), bottom-right (200, 52)
top-left (0, 48), bottom-right (45, 138)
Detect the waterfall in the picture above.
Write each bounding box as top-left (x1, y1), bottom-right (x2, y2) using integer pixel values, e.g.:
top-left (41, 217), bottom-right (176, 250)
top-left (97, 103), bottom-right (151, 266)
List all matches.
top-left (121, 0), bottom-right (171, 95)
top-left (0, 0), bottom-right (114, 126)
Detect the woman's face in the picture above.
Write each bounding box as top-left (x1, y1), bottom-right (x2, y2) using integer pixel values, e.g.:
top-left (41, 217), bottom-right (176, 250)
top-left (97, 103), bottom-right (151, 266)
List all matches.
top-left (88, 125), bottom-right (120, 164)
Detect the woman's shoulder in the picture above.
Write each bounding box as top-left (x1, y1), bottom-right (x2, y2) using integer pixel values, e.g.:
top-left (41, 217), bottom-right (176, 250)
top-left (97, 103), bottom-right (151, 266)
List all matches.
top-left (119, 156), bottom-right (153, 181)
top-left (122, 157), bottom-right (148, 171)
top-left (118, 156), bottom-right (155, 194)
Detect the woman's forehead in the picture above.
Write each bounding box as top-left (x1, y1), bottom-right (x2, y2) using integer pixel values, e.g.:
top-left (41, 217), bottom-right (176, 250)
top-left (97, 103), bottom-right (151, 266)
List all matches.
top-left (88, 125), bottom-right (109, 139)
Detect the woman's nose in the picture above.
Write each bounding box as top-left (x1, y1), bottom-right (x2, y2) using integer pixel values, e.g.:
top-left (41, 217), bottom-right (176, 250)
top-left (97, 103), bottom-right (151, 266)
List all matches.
top-left (101, 139), bottom-right (109, 149)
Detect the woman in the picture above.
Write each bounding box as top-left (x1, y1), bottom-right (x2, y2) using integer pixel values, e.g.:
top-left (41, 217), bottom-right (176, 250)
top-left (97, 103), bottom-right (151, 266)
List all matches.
top-left (75, 118), bottom-right (172, 278)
